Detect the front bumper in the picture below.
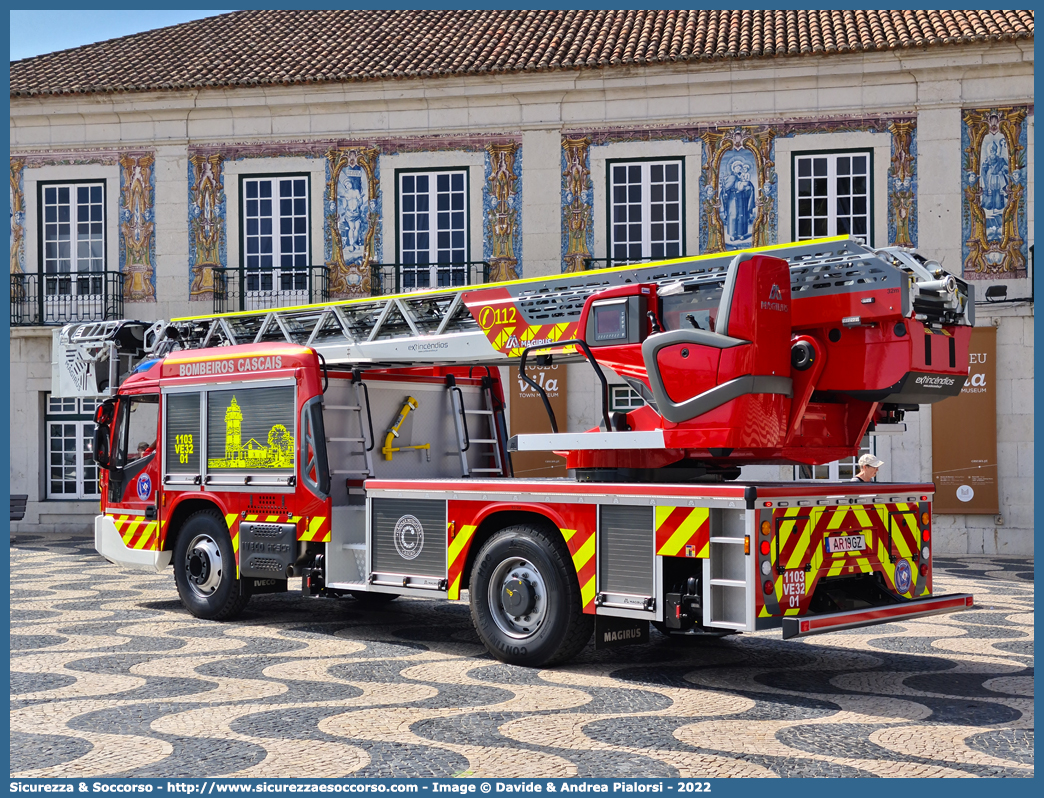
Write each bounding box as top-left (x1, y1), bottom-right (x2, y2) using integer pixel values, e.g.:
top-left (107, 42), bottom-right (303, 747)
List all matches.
top-left (94, 514), bottom-right (172, 573)
top-left (782, 593), bottom-right (974, 639)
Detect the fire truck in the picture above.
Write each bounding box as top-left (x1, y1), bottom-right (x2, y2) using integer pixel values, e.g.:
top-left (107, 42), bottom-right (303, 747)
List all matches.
top-left (56, 237), bottom-right (975, 666)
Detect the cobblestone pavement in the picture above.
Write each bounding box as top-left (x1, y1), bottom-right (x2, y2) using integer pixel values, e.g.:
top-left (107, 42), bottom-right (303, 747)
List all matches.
top-left (10, 534), bottom-right (1033, 778)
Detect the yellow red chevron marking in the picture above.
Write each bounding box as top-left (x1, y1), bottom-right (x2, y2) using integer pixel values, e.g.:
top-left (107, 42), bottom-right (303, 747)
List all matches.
top-left (580, 576), bottom-right (596, 611)
top-left (563, 527), bottom-right (597, 614)
top-left (108, 515), bottom-right (160, 551)
top-left (654, 506), bottom-right (710, 558)
top-left (299, 516), bottom-right (330, 543)
top-left (225, 513), bottom-right (240, 578)
top-left (447, 524), bottom-right (477, 600)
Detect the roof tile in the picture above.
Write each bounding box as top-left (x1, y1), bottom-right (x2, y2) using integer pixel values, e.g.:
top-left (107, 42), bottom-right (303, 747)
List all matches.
top-left (10, 9), bottom-right (1033, 98)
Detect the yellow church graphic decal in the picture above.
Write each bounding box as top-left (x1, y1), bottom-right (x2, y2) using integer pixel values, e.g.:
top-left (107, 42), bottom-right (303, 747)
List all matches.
top-left (207, 396), bottom-right (294, 469)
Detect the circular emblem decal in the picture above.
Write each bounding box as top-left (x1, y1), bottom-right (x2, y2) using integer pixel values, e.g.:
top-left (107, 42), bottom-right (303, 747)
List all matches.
top-left (393, 514), bottom-right (424, 560)
top-left (136, 473), bottom-right (152, 501)
top-left (894, 559), bottom-right (912, 594)
top-left (956, 485), bottom-right (975, 502)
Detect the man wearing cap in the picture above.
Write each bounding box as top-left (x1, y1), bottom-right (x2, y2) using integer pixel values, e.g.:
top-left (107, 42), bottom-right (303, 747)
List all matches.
top-left (851, 453), bottom-right (884, 482)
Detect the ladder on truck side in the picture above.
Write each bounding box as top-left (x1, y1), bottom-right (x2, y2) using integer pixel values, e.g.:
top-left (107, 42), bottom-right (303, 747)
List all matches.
top-left (51, 237), bottom-right (973, 397)
top-left (324, 372), bottom-right (377, 481)
top-left (447, 374), bottom-right (506, 478)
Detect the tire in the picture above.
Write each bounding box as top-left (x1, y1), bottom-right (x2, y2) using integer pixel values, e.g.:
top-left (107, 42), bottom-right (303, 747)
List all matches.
top-left (349, 591), bottom-right (399, 607)
top-left (173, 510), bottom-right (251, 620)
top-left (469, 524), bottom-right (593, 667)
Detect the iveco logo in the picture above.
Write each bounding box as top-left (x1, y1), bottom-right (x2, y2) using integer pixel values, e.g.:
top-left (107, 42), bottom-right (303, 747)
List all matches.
top-left (769, 284), bottom-right (783, 301)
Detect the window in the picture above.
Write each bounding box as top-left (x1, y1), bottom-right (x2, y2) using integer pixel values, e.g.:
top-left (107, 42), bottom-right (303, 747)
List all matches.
top-left (164, 392), bottom-right (201, 481)
top-left (399, 170), bottom-right (469, 289)
top-left (609, 161), bottom-right (682, 262)
top-left (610, 385), bottom-right (645, 412)
top-left (45, 395), bottom-right (100, 500)
top-left (242, 176), bottom-right (310, 304)
top-left (206, 386), bottom-right (295, 474)
top-left (793, 151), bottom-right (871, 243)
top-left (114, 395), bottom-right (160, 469)
top-left (40, 182), bottom-right (106, 313)
top-left (795, 436), bottom-right (875, 481)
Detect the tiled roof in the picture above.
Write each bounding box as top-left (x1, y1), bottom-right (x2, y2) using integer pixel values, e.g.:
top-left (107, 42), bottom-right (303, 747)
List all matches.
top-left (10, 10), bottom-right (1035, 98)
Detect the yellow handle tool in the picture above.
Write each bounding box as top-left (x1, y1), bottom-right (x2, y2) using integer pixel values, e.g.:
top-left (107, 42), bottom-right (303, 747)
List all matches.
top-left (382, 396), bottom-right (431, 461)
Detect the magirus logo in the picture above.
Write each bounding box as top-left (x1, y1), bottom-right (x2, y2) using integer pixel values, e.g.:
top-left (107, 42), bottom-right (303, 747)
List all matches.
top-left (761, 282), bottom-right (788, 312)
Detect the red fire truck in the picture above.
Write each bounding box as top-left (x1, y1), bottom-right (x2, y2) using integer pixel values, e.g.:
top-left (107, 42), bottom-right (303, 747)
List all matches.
top-left (59, 237), bottom-right (975, 666)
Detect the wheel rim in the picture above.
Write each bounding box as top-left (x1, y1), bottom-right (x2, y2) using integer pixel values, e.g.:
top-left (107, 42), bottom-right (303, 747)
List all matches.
top-left (184, 533), bottom-right (223, 598)
top-left (487, 556), bottom-right (548, 640)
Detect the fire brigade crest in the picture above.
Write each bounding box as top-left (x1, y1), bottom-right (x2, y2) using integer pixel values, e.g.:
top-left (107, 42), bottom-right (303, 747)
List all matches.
top-left (894, 559), bottom-right (913, 594)
top-left (136, 473), bottom-right (152, 500)
top-left (393, 514), bottom-right (425, 560)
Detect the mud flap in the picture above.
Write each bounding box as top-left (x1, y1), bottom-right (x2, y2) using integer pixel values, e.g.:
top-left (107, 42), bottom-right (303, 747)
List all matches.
top-left (594, 615), bottom-right (649, 650)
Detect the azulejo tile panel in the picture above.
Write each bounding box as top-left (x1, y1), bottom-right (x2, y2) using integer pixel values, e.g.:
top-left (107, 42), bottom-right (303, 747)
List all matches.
top-left (10, 158), bottom-right (26, 274)
top-left (119, 154), bottom-right (157, 302)
top-left (483, 143), bottom-right (522, 283)
top-left (961, 106), bottom-right (1030, 281)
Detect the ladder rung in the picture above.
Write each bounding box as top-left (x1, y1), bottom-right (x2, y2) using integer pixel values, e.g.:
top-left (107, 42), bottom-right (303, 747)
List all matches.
top-left (464, 409), bottom-right (494, 415)
top-left (469, 438), bottom-right (497, 444)
top-left (328, 437), bottom-right (365, 443)
top-left (332, 469), bottom-right (373, 475)
top-left (470, 468), bottom-right (504, 473)
top-left (325, 405), bottom-right (362, 411)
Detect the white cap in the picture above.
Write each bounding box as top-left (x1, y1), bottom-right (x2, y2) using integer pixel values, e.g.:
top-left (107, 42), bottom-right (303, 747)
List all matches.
top-left (858, 453), bottom-right (884, 468)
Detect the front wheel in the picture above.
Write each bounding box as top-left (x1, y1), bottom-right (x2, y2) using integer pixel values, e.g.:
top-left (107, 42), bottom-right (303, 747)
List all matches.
top-left (469, 524), bottom-right (593, 667)
top-left (173, 510), bottom-right (251, 620)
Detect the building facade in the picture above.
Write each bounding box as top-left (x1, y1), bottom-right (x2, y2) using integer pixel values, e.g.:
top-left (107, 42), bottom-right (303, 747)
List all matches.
top-left (9, 11), bottom-right (1034, 553)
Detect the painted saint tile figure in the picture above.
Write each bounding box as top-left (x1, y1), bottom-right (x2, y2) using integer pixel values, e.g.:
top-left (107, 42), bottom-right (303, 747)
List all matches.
top-left (719, 153), bottom-right (757, 247)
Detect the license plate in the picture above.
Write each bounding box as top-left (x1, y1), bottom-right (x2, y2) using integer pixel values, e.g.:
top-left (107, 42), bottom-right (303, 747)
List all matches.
top-left (825, 534), bottom-right (866, 553)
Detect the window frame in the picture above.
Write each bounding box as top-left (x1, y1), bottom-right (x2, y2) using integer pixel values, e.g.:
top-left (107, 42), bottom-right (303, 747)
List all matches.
top-left (44, 394), bottom-right (101, 501)
top-left (237, 172), bottom-right (312, 298)
top-left (162, 378), bottom-right (299, 493)
top-left (609, 385), bottom-right (645, 412)
top-left (394, 167), bottom-right (471, 290)
top-left (605, 157), bottom-right (686, 263)
top-left (36, 178), bottom-right (108, 284)
top-left (791, 148), bottom-right (874, 246)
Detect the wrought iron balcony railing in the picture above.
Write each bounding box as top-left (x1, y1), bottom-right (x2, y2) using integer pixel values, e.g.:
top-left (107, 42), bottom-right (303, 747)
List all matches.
top-left (583, 255), bottom-right (691, 271)
top-left (212, 265), bottom-right (330, 314)
top-left (10, 270), bottom-right (124, 326)
top-left (369, 261), bottom-right (490, 297)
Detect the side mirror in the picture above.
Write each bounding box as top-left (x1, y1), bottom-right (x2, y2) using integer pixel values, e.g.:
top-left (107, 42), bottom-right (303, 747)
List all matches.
top-left (93, 424), bottom-right (111, 468)
top-left (94, 399), bottom-right (115, 425)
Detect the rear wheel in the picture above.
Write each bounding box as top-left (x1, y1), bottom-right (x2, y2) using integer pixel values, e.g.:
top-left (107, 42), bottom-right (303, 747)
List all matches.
top-left (469, 524), bottom-right (593, 667)
top-left (173, 510), bottom-right (251, 620)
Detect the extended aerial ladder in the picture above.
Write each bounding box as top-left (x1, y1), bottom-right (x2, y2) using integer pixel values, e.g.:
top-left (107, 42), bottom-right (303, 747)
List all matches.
top-left (56, 236), bottom-right (972, 393)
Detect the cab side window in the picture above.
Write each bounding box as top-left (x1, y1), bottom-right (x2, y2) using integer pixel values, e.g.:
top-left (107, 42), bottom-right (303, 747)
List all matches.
top-left (115, 395), bottom-right (160, 468)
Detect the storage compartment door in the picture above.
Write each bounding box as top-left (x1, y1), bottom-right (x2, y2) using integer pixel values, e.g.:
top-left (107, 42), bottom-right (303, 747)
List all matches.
top-left (370, 497), bottom-right (447, 591)
top-left (598, 504), bottom-right (656, 616)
